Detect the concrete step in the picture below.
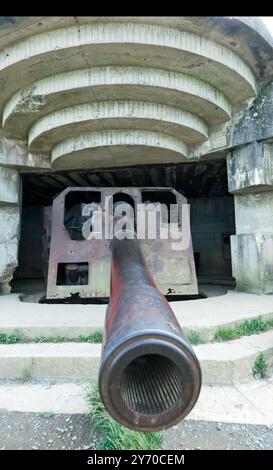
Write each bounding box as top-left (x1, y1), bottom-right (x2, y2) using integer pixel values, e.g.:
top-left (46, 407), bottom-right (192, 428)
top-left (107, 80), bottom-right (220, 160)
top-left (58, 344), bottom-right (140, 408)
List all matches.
top-left (1, 291), bottom-right (273, 342)
top-left (0, 377), bottom-right (272, 426)
top-left (0, 330), bottom-right (273, 385)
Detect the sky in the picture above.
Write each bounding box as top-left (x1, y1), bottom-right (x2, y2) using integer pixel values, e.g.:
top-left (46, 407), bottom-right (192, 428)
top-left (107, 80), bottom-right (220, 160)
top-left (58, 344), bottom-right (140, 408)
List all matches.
top-left (261, 17), bottom-right (273, 36)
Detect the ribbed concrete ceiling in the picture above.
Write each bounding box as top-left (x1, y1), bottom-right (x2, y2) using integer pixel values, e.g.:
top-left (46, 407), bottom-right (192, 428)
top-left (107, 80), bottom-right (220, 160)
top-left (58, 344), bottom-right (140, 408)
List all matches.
top-left (21, 159), bottom-right (229, 206)
top-left (0, 17), bottom-right (272, 170)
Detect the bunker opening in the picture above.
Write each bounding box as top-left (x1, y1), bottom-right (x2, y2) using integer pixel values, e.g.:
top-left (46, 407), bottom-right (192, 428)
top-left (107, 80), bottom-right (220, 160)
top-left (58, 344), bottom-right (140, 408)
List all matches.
top-left (11, 158), bottom-right (235, 302)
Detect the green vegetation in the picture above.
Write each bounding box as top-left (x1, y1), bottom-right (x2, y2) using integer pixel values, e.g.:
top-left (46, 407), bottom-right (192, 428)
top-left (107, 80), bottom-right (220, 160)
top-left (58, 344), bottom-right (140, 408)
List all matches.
top-left (39, 411), bottom-right (55, 419)
top-left (187, 330), bottom-right (203, 345)
top-left (51, 336), bottom-right (66, 343)
top-left (236, 319), bottom-right (269, 336)
top-left (214, 318), bottom-right (273, 342)
top-left (0, 331), bottom-right (104, 344)
top-left (214, 327), bottom-right (236, 342)
top-left (87, 384), bottom-right (163, 450)
top-left (33, 331), bottom-right (103, 343)
top-left (34, 336), bottom-right (47, 343)
top-left (253, 353), bottom-right (269, 379)
top-left (34, 335), bottom-right (66, 343)
top-left (0, 332), bottom-right (21, 344)
top-left (77, 330), bottom-right (104, 343)
top-left (22, 368), bottom-right (32, 382)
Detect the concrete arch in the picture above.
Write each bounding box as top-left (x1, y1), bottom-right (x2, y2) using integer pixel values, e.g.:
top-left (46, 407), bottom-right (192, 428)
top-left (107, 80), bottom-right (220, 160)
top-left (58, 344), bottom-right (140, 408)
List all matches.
top-left (3, 66), bottom-right (231, 140)
top-left (0, 22), bottom-right (256, 116)
top-left (28, 101), bottom-right (208, 153)
top-left (51, 130), bottom-right (189, 170)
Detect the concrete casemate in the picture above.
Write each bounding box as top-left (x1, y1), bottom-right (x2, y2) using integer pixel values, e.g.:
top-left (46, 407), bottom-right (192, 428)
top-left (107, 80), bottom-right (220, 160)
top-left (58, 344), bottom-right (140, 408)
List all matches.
top-left (0, 17), bottom-right (272, 170)
top-left (0, 17), bottom-right (273, 293)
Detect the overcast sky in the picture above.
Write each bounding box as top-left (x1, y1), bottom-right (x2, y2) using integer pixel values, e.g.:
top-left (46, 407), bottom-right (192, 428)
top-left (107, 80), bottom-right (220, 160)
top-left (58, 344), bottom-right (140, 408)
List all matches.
top-left (261, 17), bottom-right (273, 36)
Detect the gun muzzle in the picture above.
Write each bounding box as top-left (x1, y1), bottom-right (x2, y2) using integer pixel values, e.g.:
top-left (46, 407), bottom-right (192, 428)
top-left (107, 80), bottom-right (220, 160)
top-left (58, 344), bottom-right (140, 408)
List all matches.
top-left (99, 232), bottom-right (202, 431)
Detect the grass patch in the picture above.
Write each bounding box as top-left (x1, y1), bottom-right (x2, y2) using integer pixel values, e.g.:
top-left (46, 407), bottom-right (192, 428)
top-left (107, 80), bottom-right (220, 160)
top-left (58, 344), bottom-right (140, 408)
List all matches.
top-left (253, 352), bottom-right (269, 379)
top-left (34, 335), bottom-right (66, 343)
top-left (0, 331), bottom-right (104, 344)
top-left (0, 332), bottom-right (21, 344)
top-left (22, 368), bottom-right (32, 382)
top-left (187, 330), bottom-right (203, 345)
top-left (51, 336), bottom-right (66, 343)
top-left (77, 330), bottom-right (104, 343)
top-left (39, 411), bottom-right (55, 419)
top-left (214, 327), bottom-right (236, 342)
top-left (87, 384), bottom-right (164, 450)
top-left (33, 331), bottom-right (103, 343)
top-left (34, 336), bottom-right (47, 343)
top-left (236, 319), bottom-right (268, 336)
top-left (214, 318), bottom-right (273, 342)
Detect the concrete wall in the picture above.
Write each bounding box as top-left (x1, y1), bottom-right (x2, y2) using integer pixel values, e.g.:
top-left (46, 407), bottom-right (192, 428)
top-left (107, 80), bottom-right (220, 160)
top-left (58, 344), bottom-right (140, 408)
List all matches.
top-left (0, 166), bottom-right (21, 293)
top-left (227, 140), bottom-right (273, 293)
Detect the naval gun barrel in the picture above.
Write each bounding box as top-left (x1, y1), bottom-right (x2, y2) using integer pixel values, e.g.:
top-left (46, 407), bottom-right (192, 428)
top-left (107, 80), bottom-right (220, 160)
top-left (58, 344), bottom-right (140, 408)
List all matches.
top-left (99, 222), bottom-right (202, 431)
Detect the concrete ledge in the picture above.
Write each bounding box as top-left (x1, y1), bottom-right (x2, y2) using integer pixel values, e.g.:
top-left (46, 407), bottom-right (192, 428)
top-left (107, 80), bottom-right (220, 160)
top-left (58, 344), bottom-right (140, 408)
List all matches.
top-left (227, 143), bottom-right (273, 194)
top-left (51, 130), bottom-right (189, 170)
top-left (197, 330), bottom-right (273, 384)
top-left (1, 378), bottom-right (273, 425)
top-left (0, 330), bottom-right (272, 385)
top-left (0, 342), bottom-right (101, 380)
top-left (3, 66), bottom-right (231, 140)
top-left (1, 291), bottom-right (273, 342)
top-left (0, 23), bottom-right (256, 113)
top-left (28, 101), bottom-right (208, 153)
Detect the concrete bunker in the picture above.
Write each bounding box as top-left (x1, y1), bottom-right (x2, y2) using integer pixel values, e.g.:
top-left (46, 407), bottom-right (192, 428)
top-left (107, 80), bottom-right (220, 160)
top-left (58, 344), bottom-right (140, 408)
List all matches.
top-left (1, 16), bottom-right (273, 297)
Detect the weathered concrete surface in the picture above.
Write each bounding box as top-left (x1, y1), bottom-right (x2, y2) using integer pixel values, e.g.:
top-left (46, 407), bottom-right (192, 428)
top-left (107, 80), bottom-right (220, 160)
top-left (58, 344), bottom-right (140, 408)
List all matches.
top-left (0, 22), bottom-right (256, 110)
top-left (0, 137), bottom-right (51, 170)
top-left (234, 192), bottom-right (273, 234)
top-left (0, 207), bottom-right (20, 292)
top-left (0, 381), bottom-right (89, 415)
top-left (0, 377), bottom-right (273, 426)
top-left (51, 130), bottom-right (189, 169)
top-left (0, 342), bottom-right (101, 380)
top-left (0, 242), bottom-right (19, 293)
top-left (227, 123), bottom-right (273, 293)
top-left (0, 17), bottom-right (271, 170)
top-left (28, 101), bottom-right (208, 153)
top-left (0, 17), bottom-right (271, 81)
top-left (0, 291), bottom-right (273, 385)
top-left (0, 206), bottom-right (20, 242)
top-left (231, 233), bottom-right (273, 293)
top-left (0, 167), bottom-right (21, 293)
top-left (227, 142), bottom-right (273, 194)
top-left (0, 166), bottom-right (20, 205)
top-left (2, 290), bottom-right (273, 342)
top-left (0, 329), bottom-right (272, 384)
top-left (3, 66), bottom-right (231, 140)
top-left (184, 78), bottom-right (273, 159)
top-left (197, 330), bottom-right (273, 384)
top-left (231, 80), bottom-right (273, 147)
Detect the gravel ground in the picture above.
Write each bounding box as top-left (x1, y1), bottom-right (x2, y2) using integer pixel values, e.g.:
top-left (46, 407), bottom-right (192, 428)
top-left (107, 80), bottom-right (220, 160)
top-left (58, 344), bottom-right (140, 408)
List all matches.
top-left (163, 420), bottom-right (273, 450)
top-left (0, 411), bottom-right (272, 450)
top-left (0, 412), bottom-right (97, 450)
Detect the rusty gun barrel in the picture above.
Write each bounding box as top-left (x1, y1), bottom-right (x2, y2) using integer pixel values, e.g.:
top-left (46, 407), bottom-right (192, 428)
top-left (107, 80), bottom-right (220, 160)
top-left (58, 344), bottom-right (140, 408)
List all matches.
top-left (99, 232), bottom-right (202, 432)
